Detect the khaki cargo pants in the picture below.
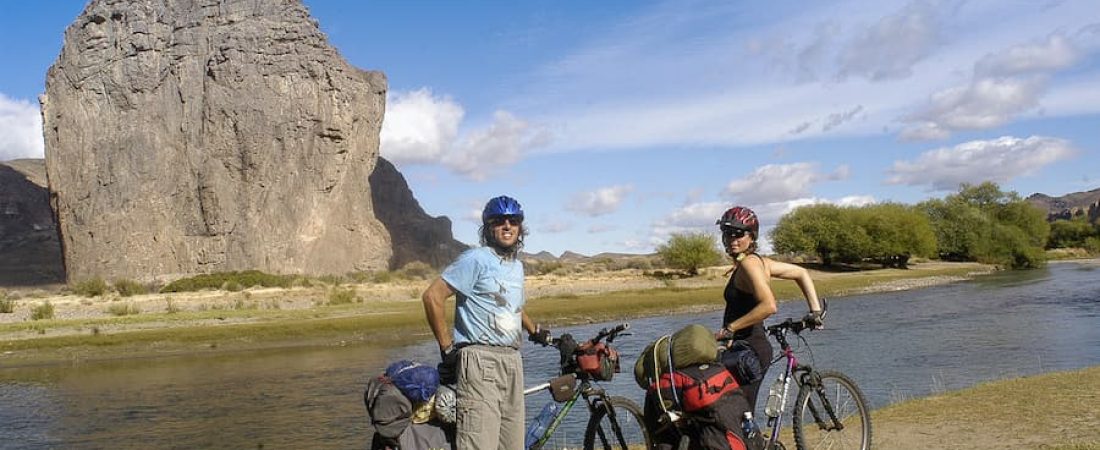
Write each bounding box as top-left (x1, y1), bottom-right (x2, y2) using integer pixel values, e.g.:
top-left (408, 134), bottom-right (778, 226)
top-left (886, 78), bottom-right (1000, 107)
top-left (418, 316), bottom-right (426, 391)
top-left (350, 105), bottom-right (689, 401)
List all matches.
top-left (455, 345), bottom-right (525, 450)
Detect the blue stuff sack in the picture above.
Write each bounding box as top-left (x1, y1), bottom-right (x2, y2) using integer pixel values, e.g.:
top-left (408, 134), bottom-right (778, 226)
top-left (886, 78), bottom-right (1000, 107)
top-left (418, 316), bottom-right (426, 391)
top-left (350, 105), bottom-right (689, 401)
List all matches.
top-left (385, 360), bottom-right (440, 404)
top-left (719, 340), bottom-right (764, 386)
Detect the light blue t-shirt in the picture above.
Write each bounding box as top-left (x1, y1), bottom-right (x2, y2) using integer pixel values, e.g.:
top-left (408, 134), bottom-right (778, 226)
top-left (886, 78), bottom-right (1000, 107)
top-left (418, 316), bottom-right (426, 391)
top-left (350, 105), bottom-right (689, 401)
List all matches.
top-left (441, 247), bottom-right (526, 348)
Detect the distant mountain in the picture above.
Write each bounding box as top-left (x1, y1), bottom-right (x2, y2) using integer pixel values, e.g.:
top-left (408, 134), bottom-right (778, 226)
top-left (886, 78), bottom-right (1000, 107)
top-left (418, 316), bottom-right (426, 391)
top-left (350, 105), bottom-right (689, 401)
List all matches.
top-left (591, 252), bottom-right (653, 260)
top-left (1027, 187), bottom-right (1100, 223)
top-left (558, 251), bottom-right (590, 261)
top-left (521, 251), bottom-right (557, 262)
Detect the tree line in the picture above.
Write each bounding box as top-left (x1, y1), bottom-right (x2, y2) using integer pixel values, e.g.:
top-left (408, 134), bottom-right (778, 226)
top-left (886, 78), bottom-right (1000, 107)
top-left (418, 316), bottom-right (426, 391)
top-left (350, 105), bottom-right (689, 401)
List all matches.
top-left (659, 182), bottom-right (1098, 274)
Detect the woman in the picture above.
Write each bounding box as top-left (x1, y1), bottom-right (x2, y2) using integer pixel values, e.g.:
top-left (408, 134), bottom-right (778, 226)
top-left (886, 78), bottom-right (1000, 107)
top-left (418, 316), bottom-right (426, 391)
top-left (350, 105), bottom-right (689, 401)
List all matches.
top-left (715, 206), bottom-right (823, 410)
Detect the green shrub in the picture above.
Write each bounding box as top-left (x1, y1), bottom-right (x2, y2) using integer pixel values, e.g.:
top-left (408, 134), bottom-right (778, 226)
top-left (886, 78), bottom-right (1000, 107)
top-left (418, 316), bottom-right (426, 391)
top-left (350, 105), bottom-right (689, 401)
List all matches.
top-left (398, 261), bottom-right (435, 280)
top-left (0, 291), bottom-right (13, 314)
top-left (327, 287), bottom-right (359, 305)
top-left (527, 261), bottom-right (564, 276)
top-left (1086, 237), bottom-right (1100, 255)
top-left (72, 278), bottom-right (109, 297)
top-left (106, 302), bottom-right (141, 316)
top-left (31, 301), bottom-right (55, 320)
top-left (370, 271), bottom-right (396, 284)
top-left (160, 270), bottom-right (295, 293)
top-left (112, 279), bottom-right (148, 297)
top-left (656, 232), bottom-right (723, 276)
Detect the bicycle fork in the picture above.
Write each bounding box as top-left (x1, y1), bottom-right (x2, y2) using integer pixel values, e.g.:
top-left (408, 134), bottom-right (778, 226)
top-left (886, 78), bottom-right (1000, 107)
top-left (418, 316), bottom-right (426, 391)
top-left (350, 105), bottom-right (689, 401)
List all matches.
top-left (589, 394), bottom-right (630, 449)
top-left (801, 372), bottom-right (846, 432)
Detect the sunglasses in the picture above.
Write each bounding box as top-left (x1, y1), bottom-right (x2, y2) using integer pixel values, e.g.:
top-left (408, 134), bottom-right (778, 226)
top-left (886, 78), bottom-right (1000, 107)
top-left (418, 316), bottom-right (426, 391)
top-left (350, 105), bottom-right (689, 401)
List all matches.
top-left (721, 228), bottom-right (749, 240)
top-left (488, 215), bottom-right (523, 227)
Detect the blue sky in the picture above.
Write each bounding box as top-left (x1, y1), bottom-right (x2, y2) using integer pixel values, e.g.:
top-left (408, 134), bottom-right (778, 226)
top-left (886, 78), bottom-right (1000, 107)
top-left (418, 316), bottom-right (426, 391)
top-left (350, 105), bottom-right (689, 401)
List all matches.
top-left (2, 1), bottom-right (1099, 256)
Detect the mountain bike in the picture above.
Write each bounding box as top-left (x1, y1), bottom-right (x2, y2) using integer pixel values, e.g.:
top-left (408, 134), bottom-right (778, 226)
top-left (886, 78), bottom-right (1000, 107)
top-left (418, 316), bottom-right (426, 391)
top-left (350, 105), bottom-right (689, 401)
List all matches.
top-left (523, 323), bottom-right (652, 450)
top-left (756, 306), bottom-right (872, 450)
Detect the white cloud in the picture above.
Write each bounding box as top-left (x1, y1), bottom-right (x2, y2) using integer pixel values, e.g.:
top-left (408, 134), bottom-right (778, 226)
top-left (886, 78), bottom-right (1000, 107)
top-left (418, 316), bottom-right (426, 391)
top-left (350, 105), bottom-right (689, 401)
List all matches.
top-left (902, 77), bottom-right (1045, 139)
top-left (565, 184), bottom-right (634, 217)
top-left (901, 30), bottom-right (1091, 140)
top-left (822, 105), bottom-right (865, 132)
top-left (836, 1), bottom-right (943, 81)
top-left (975, 33), bottom-right (1079, 77)
top-left (722, 163), bottom-right (849, 205)
top-left (380, 88), bottom-right (463, 164)
top-left (0, 93), bottom-right (44, 161)
top-left (836, 195), bottom-right (877, 207)
top-left (380, 89), bottom-right (548, 180)
top-left (888, 135), bottom-right (1077, 190)
top-left (444, 111), bottom-right (548, 181)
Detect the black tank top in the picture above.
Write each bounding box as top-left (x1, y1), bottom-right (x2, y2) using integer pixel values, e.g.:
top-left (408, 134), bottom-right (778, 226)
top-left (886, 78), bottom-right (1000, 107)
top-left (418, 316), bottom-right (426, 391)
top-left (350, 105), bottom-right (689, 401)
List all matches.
top-left (722, 254), bottom-right (765, 340)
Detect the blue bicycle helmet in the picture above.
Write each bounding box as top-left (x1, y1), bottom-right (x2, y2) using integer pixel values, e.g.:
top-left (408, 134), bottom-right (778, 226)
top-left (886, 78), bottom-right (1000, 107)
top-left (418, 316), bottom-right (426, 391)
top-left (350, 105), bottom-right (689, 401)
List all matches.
top-left (482, 195), bottom-right (524, 223)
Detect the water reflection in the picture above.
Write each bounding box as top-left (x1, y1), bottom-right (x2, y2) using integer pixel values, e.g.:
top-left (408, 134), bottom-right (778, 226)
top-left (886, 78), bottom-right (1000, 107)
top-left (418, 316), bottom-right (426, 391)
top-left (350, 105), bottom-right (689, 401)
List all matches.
top-left (1, 262), bottom-right (1098, 449)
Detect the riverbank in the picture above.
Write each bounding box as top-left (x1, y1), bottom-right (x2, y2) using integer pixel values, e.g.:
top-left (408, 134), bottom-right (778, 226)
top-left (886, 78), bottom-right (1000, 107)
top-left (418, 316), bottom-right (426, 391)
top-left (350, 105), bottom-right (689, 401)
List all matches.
top-left (0, 261), bottom-right (991, 367)
top-left (873, 364), bottom-right (1100, 449)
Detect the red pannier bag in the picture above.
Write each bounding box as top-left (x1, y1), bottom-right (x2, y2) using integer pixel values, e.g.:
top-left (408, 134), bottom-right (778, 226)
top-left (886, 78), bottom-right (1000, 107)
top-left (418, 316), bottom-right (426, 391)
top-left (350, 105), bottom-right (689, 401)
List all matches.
top-left (575, 341), bottom-right (620, 381)
top-left (650, 363), bottom-right (739, 413)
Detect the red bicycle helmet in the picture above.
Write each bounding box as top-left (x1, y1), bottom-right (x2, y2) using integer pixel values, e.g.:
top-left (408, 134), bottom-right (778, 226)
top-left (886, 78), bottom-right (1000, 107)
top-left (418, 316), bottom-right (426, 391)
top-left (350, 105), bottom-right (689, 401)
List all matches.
top-left (716, 206), bottom-right (759, 237)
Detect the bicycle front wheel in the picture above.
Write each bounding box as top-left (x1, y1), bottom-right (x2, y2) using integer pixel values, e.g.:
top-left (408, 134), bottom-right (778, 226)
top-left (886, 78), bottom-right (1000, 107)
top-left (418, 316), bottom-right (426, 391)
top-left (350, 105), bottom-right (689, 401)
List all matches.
top-left (792, 370), bottom-right (871, 450)
top-left (583, 396), bottom-right (651, 450)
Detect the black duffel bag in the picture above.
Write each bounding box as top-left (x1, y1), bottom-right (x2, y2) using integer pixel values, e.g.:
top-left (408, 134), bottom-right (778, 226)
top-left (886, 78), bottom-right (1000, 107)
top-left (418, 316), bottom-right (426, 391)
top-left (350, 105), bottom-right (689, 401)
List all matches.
top-left (719, 340), bottom-right (764, 386)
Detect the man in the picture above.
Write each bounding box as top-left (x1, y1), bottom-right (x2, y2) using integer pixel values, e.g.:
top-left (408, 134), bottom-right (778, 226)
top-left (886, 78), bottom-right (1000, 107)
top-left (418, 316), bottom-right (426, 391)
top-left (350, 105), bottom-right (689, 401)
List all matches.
top-left (422, 195), bottom-right (551, 450)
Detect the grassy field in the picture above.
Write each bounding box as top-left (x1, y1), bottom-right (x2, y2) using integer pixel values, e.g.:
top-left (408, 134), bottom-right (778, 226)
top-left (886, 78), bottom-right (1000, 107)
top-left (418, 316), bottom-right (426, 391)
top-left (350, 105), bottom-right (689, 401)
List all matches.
top-left (0, 261), bottom-right (988, 366)
top-left (872, 365), bottom-right (1100, 449)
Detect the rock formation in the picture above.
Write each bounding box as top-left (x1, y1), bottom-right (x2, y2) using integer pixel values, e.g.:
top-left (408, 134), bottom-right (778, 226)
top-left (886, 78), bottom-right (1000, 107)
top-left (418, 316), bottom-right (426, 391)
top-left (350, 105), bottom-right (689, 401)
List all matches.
top-left (43, 0), bottom-right (391, 282)
top-left (0, 160), bottom-right (64, 285)
top-left (1027, 188), bottom-right (1100, 224)
top-left (369, 158), bottom-right (467, 269)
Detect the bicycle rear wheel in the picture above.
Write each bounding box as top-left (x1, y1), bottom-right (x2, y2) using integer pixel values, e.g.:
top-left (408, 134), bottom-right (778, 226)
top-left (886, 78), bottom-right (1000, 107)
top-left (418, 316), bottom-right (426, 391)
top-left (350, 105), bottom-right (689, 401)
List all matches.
top-left (583, 396), bottom-right (651, 450)
top-left (792, 370), bottom-right (871, 450)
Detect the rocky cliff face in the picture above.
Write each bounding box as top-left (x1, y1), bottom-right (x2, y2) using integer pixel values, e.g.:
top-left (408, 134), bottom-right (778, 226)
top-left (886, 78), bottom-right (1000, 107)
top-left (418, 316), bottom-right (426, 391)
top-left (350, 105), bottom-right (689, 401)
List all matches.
top-left (369, 158), bottom-right (467, 269)
top-left (1027, 188), bottom-right (1100, 223)
top-left (0, 160), bottom-right (64, 285)
top-left (43, 0), bottom-right (391, 282)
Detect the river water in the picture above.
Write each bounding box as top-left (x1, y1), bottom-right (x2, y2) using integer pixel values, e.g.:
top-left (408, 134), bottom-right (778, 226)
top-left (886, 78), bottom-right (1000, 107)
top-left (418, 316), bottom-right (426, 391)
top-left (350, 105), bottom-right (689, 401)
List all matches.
top-left (1, 261), bottom-right (1098, 449)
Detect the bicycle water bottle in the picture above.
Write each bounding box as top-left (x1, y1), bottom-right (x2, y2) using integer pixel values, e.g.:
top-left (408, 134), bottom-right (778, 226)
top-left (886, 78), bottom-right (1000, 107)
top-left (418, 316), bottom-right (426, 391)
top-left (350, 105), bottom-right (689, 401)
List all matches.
top-left (741, 411), bottom-right (761, 440)
top-left (764, 375), bottom-right (784, 418)
top-left (524, 402), bottom-right (560, 449)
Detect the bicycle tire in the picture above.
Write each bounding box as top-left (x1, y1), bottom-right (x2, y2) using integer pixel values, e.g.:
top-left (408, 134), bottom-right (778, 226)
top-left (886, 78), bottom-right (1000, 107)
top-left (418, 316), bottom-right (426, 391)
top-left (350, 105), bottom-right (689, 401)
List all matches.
top-left (792, 370), bottom-right (872, 450)
top-left (583, 396), bottom-right (652, 450)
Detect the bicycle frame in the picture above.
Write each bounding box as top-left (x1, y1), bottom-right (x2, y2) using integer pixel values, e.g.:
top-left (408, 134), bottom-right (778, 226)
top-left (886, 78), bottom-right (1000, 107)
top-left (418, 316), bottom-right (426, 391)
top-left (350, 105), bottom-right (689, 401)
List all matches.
top-left (763, 311), bottom-right (854, 450)
top-left (763, 346), bottom-right (792, 449)
top-left (523, 323), bottom-right (635, 450)
top-left (523, 377), bottom-right (587, 450)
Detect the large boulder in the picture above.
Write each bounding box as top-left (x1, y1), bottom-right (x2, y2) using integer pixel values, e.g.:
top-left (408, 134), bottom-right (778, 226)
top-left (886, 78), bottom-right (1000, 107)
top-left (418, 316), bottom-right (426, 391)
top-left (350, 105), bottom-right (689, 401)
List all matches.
top-left (42, 0), bottom-right (391, 282)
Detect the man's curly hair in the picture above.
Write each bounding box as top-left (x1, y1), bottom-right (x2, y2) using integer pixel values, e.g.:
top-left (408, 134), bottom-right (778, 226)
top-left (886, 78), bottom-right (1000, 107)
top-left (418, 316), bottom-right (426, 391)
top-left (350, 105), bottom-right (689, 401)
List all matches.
top-left (479, 223), bottom-right (528, 259)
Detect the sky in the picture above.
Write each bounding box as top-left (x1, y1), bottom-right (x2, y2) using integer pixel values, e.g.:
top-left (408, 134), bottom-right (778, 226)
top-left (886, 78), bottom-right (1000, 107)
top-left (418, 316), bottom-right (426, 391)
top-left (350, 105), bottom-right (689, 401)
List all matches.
top-left (2, 0), bottom-right (1099, 257)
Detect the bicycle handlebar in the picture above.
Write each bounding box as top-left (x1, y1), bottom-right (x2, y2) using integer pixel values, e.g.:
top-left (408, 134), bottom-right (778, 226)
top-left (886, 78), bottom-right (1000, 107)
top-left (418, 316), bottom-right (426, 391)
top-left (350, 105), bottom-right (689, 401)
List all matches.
top-left (549, 323), bottom-right (630, 348)
top-left (595, 323), bottom-right (630, 343)
top-left (766, 313), bottom-right (822, 335)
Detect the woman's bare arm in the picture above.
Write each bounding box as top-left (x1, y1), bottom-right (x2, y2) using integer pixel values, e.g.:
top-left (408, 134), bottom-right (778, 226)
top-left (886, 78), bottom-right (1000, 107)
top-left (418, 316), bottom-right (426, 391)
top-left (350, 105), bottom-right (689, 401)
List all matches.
top-left (768, 259), bottom-right (823, 312)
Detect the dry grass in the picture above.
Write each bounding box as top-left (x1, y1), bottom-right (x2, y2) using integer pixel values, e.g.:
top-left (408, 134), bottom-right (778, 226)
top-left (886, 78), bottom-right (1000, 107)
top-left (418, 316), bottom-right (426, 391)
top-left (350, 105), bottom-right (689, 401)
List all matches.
top-left (0, 261), bottom-right (990, 365)
top-left (872, 366), bottom-right (1100, 449)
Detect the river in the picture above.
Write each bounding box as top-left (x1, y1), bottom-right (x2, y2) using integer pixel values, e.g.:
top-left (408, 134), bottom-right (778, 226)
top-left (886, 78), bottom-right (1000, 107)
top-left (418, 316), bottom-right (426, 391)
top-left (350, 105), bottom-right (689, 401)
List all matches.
top-left (1, 260), bottom-right (1098, 449)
